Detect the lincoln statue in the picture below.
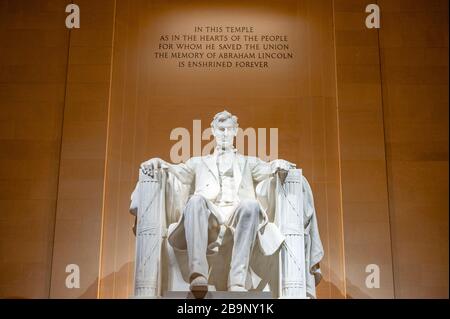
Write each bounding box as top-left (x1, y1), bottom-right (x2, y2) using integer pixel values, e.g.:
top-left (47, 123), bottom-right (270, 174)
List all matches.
top-left (132, 110), bottom-right (324, 298)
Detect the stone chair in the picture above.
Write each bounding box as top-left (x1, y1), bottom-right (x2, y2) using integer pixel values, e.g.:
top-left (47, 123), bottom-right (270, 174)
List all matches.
top-left (130, 168), bottom-right (323, 299)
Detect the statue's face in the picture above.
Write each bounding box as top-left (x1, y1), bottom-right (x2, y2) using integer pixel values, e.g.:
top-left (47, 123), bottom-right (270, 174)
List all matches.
top-left (212, 118), bottom-right (238, 149)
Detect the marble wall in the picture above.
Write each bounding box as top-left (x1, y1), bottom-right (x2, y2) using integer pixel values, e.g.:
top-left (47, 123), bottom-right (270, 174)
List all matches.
top-left (49, 0), bottom-right (115, 299)
top-left (0, 0), bottom-right (69, 298)
top-left (333, 0), bottom-right (395, 298)
top-left (379, 0), bottom-right (449, 298)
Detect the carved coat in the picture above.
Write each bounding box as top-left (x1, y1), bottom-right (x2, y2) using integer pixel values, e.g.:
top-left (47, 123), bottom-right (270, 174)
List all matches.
top-left (162, 153), bottom-right (285, 257)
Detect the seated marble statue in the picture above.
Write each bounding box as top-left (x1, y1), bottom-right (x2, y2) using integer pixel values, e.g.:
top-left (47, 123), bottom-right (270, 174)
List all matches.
top-left (135, 110), bottom-right (324, 298)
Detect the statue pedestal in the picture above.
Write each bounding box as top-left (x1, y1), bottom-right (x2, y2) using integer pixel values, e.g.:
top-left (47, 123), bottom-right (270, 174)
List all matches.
top-left (163, 291), bottom-right (273, 299)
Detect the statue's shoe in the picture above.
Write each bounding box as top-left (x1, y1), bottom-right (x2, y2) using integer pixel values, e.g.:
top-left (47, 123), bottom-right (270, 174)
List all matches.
top-left (228, 285), bottom-right (248, 292)
top-left (189, 275), bottom-right (208, 293)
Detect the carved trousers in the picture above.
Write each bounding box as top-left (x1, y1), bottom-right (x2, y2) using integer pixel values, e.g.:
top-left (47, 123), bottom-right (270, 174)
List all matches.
top-left (183, 195), bottom-right (260, 288)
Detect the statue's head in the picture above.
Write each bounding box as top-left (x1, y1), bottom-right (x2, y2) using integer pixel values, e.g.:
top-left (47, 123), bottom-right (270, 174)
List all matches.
top-left (211, 110), bottom-right (239, 149)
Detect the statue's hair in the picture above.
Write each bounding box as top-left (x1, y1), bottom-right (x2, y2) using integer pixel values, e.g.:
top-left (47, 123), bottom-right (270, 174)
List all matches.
top-left (211, 110), bottom-right (239, 129)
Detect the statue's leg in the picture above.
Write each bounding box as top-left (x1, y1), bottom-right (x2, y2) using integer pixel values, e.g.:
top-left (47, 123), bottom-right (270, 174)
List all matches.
top-left (228, 199), bottom-right (260, 291)
top-left (183, 195), bottom-right (211, 284)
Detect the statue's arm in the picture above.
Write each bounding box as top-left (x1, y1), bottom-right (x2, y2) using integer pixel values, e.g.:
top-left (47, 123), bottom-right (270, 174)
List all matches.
top-left (250, 157), bottom-right (296, 182)
top-left (164, 160), bottom-right (195, 185)
top-left (250, 157), bottom-right (273, 182)
top-left (141, 157), bottom-right (195, 186)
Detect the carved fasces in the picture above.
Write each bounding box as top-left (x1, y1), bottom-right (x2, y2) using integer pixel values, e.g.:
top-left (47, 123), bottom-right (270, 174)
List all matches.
top-left (134, 169), bottom-right (166, 297)
top-left (276, 169), bottom-right (307, 298)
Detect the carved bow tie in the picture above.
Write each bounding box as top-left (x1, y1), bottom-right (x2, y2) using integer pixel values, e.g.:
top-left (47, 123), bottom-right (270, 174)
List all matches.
top-left (215, 147), bottom-right (237, 156)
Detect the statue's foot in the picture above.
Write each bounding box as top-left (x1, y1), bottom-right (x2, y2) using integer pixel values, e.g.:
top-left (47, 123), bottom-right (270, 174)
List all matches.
top-left (190, 275), bottom-right (208, 298)
top-left (228, 285), bottom-right (248, 292)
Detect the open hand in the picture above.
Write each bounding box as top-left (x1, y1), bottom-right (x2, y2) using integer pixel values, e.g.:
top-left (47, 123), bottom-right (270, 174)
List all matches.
top-left (140, 158), bottom-right (165, 176)
top-left (271, 159), bottom-right (296, 173)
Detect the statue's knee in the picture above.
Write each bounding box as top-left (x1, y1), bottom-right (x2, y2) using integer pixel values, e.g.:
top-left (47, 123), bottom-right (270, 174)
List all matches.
top-left (187, 195), bottom-right (206, 206)
top-left (240, 199), bottom-right (259, 211)
top-left (184, 195), bottom-right (208, 217)
top-left (238, 200), bottom-right (260, 219)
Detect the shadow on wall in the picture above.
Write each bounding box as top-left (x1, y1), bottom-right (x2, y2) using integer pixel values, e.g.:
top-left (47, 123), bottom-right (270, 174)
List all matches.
top-left (319, 268), bottom-right (371, 299)
top-left (313, 267), bottom-right (371, 299)
top-left (79, 262), bottom-right (134, 299)
top-left (79, 263), bottom-right (369, 299)
top-left (344, 281), bottom-right (371, 299)
top-left (0, 265), bottom-right (366, 299)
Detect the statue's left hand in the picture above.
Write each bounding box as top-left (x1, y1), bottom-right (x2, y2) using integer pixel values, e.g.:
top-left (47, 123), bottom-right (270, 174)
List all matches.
top-left (271, 159), bottom-right (296, 173)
